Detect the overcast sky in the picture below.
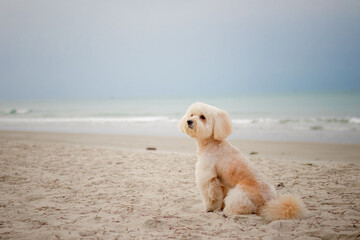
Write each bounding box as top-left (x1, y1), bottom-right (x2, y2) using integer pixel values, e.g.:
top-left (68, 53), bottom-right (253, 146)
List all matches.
top-left (0, 0), bottom-right (359, 100)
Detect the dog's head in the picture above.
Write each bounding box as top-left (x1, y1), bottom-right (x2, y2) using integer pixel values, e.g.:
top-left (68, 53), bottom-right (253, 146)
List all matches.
top-left (178, 102), bottom-right (232, 140)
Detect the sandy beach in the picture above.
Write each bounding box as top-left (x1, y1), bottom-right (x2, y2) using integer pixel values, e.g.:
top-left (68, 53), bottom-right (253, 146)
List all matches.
top-left (1, 131), bottom-right (360, 239)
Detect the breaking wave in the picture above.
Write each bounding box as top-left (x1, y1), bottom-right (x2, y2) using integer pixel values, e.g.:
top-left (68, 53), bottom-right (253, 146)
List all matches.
top-left (232, 117), bottom-right (360, 125)
top-left (0, 109), bottom-right (32, 115)
top-left (0, 116), bottom-right (177, 123)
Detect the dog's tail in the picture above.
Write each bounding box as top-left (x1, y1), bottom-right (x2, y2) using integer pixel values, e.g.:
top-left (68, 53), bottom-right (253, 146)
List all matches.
top-left (260, 194), bottom-right (306, 221)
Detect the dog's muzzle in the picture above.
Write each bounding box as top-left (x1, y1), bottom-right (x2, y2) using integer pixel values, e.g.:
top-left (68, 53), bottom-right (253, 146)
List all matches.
top-left (187, 119), bottom-right (194, 129)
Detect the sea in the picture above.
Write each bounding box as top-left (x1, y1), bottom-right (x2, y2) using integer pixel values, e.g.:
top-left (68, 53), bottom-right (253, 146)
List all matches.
top-left (1, 92), bottom-right (360, 143)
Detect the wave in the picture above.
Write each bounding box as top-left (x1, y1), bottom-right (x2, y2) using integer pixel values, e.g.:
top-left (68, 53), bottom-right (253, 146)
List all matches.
top-left (0, 116), bottom-right (177, 123)
top-left (231, 117), bottom-right (360, 132)
top-left (0, 116), bottom-right (359, 124)
top-left (232, 117), bottom-right (360, 125)
top-left (0, 116), bottom-right (359, 133)
top-left (0, 109), bottom-right (32, 115)
top-left (349, 118), bottom-right (360, 124)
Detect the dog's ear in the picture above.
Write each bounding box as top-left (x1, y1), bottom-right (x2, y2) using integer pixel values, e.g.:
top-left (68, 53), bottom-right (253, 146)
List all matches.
top-left (178, 114), bottom-right (187, 133)
top-left (213, 109), bottom-right (232, 140)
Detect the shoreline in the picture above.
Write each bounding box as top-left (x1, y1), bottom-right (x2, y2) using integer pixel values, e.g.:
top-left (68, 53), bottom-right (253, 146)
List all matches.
top-left (1, 130), bottom-right (359, 163)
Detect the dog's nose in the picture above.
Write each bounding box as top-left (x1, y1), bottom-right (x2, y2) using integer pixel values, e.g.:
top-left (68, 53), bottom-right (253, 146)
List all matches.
top-left (187, 120), bottom-right (193, 126)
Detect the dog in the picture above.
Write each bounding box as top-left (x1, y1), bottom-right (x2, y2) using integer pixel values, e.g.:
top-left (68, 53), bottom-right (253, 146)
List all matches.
top-left (179, 102), bottom-right (306, 221)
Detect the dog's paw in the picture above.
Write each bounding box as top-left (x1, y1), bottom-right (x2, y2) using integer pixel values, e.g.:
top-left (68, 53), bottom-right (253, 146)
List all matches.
top-left (223, 206), bottom-right (235, 217)
top-left (204, 205), bottom-right (222, 213)
top-left (204, 207), bottom-right (214, 213)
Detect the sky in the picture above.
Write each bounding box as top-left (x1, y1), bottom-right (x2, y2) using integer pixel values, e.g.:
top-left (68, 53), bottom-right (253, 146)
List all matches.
top-left (0, 0), bottom-right (359, 100)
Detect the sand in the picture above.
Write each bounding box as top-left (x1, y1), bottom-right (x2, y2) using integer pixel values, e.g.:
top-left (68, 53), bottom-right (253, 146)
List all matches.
top-left (1, 131), bottom-right (360, 239)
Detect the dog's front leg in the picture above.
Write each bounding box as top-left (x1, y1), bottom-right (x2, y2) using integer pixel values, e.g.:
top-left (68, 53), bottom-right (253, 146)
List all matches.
top-left (196, 158), bottom-right (223, 212)
top-left (200, 177), bottom-right (224, 212)
top-left (196, 166), bottom-right (223, 212)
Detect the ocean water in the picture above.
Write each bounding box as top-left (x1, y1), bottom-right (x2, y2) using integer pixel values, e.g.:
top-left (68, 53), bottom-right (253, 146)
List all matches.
top-left (0, 92), bottom-right (360, 143)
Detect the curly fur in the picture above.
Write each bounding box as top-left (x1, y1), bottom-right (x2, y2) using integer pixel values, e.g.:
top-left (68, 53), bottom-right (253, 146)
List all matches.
top-left (179, 102), bottom-right (306, 221)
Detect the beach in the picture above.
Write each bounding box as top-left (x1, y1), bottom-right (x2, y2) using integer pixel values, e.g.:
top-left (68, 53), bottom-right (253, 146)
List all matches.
top-left (2, 0), bottom-right (360, 238)
top-left (1, 131), bottom-right (360, 239)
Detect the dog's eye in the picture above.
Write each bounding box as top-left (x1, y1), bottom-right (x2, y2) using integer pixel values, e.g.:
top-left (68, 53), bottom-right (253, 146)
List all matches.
top-left (200, 115), bottom-right (206, 120)
top-left (190, 114), bottom-right (194, 117)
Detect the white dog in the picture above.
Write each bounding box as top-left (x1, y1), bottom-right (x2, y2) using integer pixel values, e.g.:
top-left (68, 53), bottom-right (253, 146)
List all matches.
top-left (179, 102), bottom-right (306, 221)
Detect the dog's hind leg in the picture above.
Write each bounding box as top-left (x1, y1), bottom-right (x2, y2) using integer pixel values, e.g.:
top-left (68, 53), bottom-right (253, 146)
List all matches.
top-left (223, 186), bottom-right (257, 216)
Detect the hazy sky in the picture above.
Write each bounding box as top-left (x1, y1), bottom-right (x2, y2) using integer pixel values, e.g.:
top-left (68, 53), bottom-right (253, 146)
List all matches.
top-left (1, 0), bottom-right (359, 99)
